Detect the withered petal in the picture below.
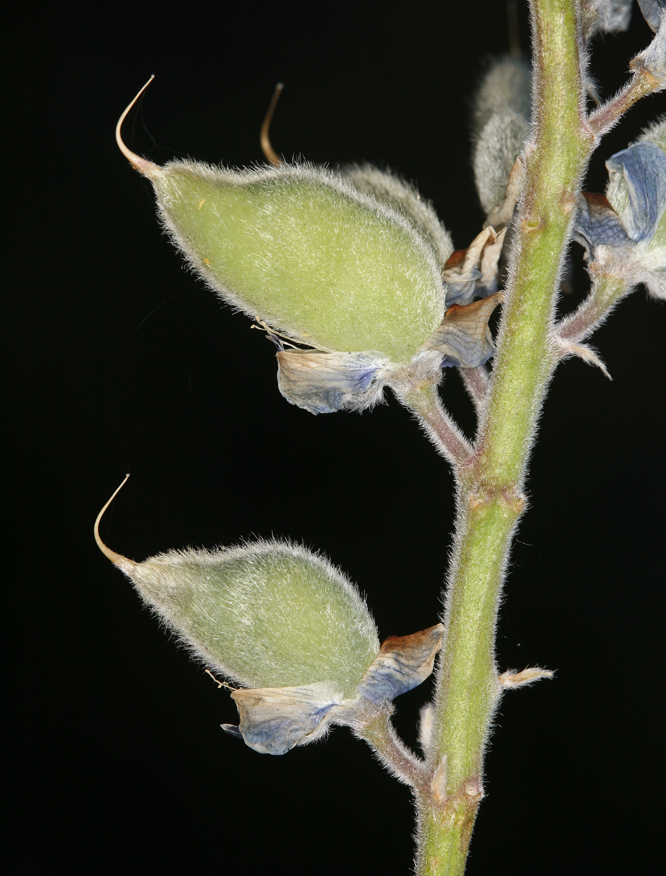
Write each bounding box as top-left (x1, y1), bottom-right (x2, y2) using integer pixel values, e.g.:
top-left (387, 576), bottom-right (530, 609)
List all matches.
top-left (574, 191), bottom-right (632, 255)
top-left (230, 682), bottom-right (345, 755)
top-left (443, 228), bottom-right (506, 306)
top-left (606, 142), bottom-right (666, 244)
top-left (356, 623), bottom-right (445, 704)
top-left (421, 293), bottom-right (504, 368)
top-left (276, 349), bottom-right (393, 414)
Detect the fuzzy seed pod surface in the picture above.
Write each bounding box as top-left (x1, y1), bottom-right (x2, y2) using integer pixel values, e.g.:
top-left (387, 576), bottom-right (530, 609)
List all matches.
top-left (127, 540), bottom-right (380, 697)
top-left (150, 162), bottom-right (446, 364)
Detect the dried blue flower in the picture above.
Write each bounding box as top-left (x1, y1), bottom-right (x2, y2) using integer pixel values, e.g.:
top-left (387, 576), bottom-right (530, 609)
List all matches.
top-left (275, 349), bottom-right (393, 414)
top-left (575, 120), bottom-right (666, 297)
top-left (606, 141), bottom-right (666, 246)
top-left (223, 682), bottom-right (345, 756)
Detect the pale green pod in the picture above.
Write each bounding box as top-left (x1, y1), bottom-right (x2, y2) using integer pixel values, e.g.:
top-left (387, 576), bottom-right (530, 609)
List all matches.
top-left (96, 479), bottom-right (447, 754)
top-left (341, 164), bottom-right (454, 270)
top-left (117, 82), bottom-right (446, 366)
top-left (151, 161), bottom-right (445, 365)
top-left (95, 479), bottom-right (379, 697)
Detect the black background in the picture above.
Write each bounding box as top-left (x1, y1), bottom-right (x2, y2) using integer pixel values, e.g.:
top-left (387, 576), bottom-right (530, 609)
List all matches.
top-left (8, 2), bottom-right (665, 873)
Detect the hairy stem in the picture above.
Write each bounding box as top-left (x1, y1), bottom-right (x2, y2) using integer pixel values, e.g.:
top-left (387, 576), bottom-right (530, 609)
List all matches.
top-left (350, 703), bottom-right (427, 789)
top-left (458, 365), bottom-right (490, 413)
top-left (558, 266), bottom-right (630, 343)
top-left (414, 2), bottom-right (594, 872)
top-left (396, 380), bottom-right (474, 465)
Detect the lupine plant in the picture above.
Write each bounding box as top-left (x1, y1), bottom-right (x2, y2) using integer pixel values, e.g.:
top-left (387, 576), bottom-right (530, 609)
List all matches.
top-left (97, 1), bottom-right (666, 873)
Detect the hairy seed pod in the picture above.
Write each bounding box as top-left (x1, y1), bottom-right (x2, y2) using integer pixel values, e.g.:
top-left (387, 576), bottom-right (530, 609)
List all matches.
top-left (471, 57), bottom-right (531, 217)
top-left (117, 80), bottom-right (504, 413)
top-left (95, 478), bottom-right (379, 695)
top-left (117, 81), bottom-right (446, 366)
top-left (96, 478), bottom-right (445, 753)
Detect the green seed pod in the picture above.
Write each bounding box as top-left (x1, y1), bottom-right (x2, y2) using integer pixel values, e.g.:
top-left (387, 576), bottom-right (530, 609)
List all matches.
top-left (96, 478), bottom-right (445, 754)
top-left (117, 80), bottom-right (503, 413)
top-left (117, 82), bottom-right (446, 367)
top-left (341, 163), bottom-right (454, 270)
top-left (95, 478), bottom-right (379, 695)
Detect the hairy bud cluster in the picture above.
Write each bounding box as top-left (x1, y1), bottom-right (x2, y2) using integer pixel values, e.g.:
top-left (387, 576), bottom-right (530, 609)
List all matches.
top-left (471, 57), bottom-right (531, 218)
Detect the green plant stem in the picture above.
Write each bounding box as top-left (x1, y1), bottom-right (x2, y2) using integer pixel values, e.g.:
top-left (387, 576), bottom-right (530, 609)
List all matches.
top-left (413, 2), bottom-right (594, 872)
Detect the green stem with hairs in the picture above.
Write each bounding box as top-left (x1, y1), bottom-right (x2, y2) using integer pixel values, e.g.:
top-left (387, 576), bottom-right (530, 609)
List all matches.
top-left (413, 2), bottom-right (595, 872)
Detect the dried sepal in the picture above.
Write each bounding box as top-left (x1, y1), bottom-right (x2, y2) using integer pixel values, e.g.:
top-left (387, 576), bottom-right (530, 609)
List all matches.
top-left (499, 667), bottom-right (554, 689)
top-left (420, 293), bottom-right (504, 369)
top-left (442, 227), bottom-right (506, 305)
top-left (552, 336), bottom-right (611, 379)
top-left (356, 624), bottom-right (444, 704)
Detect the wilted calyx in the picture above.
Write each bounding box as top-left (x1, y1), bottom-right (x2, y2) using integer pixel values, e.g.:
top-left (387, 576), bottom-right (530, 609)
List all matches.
top-left (95, 477), bottom-right (444, 755)
top-left (117, 80), bottom-right (503, 414)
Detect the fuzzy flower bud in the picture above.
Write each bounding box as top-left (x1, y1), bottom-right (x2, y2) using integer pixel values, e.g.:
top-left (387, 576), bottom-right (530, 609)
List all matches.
top-left (471, 57), bottom-right (531, 217)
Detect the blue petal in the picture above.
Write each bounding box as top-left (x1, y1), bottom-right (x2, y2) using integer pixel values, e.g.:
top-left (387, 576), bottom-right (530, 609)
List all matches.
top-left (574, 192), bottom-right (632, 254)
top-left (606, 143), bottom-right (666, 243)
top-left (230, 682), bottom-right (344, 755)
top-left (276, 350), bottom-right (392, 414)
top-left (356, 624), bottom-right (444, 704)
